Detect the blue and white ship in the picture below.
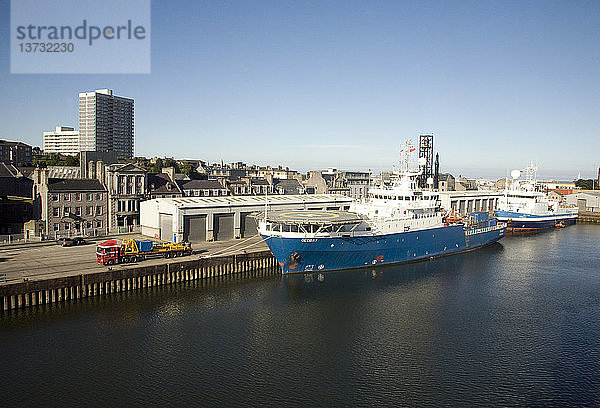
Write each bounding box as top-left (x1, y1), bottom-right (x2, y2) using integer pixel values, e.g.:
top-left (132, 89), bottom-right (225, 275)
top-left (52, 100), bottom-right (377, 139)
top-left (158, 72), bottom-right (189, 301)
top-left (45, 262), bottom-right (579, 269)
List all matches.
top-left (257, 141), bottom-right (506, 274)
top-left (494, 165), bottom-right (578, 232)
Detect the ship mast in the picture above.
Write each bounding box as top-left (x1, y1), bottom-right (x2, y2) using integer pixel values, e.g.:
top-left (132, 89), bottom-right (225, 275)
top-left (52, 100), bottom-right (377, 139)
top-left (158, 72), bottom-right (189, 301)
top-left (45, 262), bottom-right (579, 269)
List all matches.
top-left (400, 140), bottom-right (415, 173)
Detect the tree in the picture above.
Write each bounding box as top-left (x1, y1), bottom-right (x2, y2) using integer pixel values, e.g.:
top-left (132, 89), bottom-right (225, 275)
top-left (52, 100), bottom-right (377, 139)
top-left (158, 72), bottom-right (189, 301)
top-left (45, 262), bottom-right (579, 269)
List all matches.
top-left (180, 162), bottom-right (206, 180)
top-left (575, 179), bottom-right (597, 190)
top-left (150, 158), bottom-right (163, 173)
top-left (32, 152), bottom-right (79, 167)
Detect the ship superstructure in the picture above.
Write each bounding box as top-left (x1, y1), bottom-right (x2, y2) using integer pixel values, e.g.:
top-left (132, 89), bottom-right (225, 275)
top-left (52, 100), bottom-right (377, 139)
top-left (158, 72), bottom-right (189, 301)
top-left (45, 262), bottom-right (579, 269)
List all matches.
top-left (494, 164), bottom-right (578, 232)
top-left (257, 141), bottom-right (506, 274)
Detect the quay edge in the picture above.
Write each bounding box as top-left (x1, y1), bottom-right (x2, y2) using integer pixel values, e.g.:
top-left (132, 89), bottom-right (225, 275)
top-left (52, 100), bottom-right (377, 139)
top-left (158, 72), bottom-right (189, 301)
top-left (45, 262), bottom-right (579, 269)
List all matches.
top-left (0, 250), bottom-right (278, 312)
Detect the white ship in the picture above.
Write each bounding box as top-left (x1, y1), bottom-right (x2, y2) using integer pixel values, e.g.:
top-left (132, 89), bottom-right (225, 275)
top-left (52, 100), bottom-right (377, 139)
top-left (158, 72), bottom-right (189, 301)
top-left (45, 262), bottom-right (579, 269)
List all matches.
top-left (494, 164), bottom-right (578, 232)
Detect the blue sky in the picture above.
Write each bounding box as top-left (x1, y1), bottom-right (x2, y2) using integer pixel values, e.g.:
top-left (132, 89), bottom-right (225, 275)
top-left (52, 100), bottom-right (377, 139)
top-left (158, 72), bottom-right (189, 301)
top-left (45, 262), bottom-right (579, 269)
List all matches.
top-left (1, 0), bottom-right (599, 179)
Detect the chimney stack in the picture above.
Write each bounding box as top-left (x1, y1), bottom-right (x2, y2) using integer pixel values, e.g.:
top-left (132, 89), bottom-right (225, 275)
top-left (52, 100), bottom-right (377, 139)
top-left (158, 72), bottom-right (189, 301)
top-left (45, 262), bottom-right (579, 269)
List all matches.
top-left (96, 160), bottom-right (105, 183)
top-left (162, 166), bottom-right (176, 182)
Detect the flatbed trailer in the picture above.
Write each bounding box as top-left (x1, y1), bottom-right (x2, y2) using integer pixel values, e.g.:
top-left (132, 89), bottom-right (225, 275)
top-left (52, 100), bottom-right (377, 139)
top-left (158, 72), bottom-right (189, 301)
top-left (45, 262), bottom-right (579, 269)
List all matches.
top-left (96, 238), bottom-right (193, 265)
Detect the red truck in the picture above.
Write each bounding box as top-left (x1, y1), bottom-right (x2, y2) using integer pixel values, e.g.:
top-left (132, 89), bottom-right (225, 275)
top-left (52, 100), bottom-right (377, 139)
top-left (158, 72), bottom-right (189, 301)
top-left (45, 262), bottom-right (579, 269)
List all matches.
top-left (96, 238), bottom-right (192, 265)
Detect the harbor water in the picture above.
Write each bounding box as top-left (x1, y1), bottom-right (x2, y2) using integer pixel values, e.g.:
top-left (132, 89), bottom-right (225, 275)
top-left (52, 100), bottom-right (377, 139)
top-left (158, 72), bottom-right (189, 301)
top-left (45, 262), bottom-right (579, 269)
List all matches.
top-left (1, 224), bottom-right (599, 407)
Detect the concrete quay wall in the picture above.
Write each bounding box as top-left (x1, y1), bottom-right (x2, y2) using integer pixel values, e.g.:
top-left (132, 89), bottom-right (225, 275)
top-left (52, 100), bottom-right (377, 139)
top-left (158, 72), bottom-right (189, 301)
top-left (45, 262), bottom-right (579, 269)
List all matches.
top-left (0, 250), bottom-right (279, 312)
top-left (578, 213), bottom-right (600, 224)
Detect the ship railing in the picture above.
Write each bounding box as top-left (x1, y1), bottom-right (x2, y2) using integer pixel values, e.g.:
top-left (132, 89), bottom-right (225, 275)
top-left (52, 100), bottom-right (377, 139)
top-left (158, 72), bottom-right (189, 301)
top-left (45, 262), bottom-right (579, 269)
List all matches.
top-left (465, 223), bottom-right (505, 236)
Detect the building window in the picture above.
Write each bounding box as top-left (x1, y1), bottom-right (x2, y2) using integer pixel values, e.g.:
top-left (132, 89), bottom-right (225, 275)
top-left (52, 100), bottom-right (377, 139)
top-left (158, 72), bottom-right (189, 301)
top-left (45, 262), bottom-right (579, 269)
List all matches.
top-left (96, 193), bottom-right (103, 200)
top-left (75, 207), bottom-right (81, 216)
top-left (76, 193), bottom-right (82, 201)
top-left (53, 207), bottom-right (60, 217)
top-left (87, 206), bottom-right (93, 216)
top-left (86, 221), bottom-right (93, 229)
top-left (96, 220), bottom-right (103, 228)
top-left (118, 176), bottom-right (125, 194)
top-left (53, 223), bottom-right (60, 231)
top-left (96, 205), bottom-right (103, 215)
top-left (64, 222), bottom-right (71, 230)
top-left (87, 193), bottom-right (93, 201)
top-left (63, 206), bottom-right (71, 216)
top-left (64, 193), bottom-right (71, 201)
top-left (52, 194), bottom-right (59, 201)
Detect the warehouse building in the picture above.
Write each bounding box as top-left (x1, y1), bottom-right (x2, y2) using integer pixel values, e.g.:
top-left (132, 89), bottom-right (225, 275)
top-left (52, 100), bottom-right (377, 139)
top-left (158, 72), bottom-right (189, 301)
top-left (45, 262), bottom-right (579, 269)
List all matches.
top-left (565, 192), bottom-right (600, 212)
top-left (140, 194), bottom-right (353, 243)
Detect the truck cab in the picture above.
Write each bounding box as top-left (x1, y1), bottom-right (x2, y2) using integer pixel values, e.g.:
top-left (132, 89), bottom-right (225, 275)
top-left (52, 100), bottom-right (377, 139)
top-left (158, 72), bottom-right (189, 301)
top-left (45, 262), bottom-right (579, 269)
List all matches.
top-left (96, 239), bottom-right (120, 265)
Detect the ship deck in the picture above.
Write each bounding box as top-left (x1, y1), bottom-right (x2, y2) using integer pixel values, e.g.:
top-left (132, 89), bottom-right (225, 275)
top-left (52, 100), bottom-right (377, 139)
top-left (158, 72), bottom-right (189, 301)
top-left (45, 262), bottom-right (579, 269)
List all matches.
top-left (261, 209), bottom-right (364, 224)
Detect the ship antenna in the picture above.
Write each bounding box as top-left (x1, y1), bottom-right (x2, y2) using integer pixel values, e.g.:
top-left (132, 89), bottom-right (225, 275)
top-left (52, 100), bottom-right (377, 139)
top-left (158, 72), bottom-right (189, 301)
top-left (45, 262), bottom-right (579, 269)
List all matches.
top-left (400, 140), bottom-right (412, 173)
top-left (264, 187), bottom-right (268, 224)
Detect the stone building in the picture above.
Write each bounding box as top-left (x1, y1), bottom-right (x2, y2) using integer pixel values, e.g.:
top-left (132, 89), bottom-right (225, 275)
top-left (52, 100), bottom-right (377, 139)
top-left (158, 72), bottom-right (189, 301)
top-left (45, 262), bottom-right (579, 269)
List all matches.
top-left (438, 173), bottom-right (455, 191)
top-left (0, 163), bottom-right (34, 234)
top-left (104, 163), bottom-right (148, 232)
top-left (33, 169), bottom-right (107, 238)
top-left (148, 172), bottom-right (182, 199)
top-left (177, 179), bottom-right (229, 197)
top-left (0, 140), bottom-right (32, 165)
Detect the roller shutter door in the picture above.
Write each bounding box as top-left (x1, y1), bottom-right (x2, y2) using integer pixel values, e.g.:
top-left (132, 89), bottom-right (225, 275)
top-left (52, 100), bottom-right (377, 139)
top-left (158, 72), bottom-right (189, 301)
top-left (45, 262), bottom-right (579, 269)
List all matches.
top-left (240, 213), bottom-right (258, 238)
top-left (184, 215), bottom-right (206, 242)
top-left (214, 214), bottom-right (234, 241)
top-left (159, 213), bottom-right (173, 241)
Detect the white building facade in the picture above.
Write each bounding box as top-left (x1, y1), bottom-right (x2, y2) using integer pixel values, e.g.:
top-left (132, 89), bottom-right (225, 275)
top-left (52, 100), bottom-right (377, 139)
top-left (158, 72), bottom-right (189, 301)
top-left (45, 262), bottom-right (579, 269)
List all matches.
top-left (43, 126), bottom-right (80, 155)
top-left (140, 194), bottom-right (354, 243)
top-left (79, 89), bottom-right (134, 158)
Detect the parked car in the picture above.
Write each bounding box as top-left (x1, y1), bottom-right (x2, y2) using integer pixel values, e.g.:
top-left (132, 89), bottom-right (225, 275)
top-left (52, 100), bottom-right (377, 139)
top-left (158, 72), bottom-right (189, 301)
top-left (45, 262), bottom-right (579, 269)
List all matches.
top-left (72, 237), bottom-right (86, 246)
top-left (57, 237), bottom-right (72, 246)
top-left (58, 237), bottom-right (86, 247)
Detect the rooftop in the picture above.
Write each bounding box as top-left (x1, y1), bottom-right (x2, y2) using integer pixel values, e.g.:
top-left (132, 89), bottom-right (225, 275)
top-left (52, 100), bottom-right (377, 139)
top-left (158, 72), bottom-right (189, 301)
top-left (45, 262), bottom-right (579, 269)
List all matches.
top-left (150, 194), bottom-right (352, 209)
top-left (177, 179), bottom-right (225, 190)
top-left (0, 163), bottom-right (19, 177)
top-left (263, 209), bottom-right (363, 224)
top-left (47, 178), bottom-right (106, 192)
top-left (148, 173), bottom-right (181, 194)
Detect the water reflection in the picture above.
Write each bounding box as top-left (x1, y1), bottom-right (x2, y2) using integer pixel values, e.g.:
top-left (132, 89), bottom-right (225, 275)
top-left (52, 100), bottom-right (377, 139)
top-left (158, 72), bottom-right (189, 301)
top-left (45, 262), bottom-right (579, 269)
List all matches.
top-left (1, 227), bottom-right (600, 407)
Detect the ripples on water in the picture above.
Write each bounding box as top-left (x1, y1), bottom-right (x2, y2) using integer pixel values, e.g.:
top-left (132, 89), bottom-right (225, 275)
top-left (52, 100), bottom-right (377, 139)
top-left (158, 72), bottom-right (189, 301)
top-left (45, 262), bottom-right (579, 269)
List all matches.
top-left (1, 225), bottom-right (600, 407)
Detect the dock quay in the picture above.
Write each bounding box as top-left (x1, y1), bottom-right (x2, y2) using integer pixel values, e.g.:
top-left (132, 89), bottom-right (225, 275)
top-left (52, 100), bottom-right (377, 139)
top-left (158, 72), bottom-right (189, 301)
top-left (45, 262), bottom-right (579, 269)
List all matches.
top-left (0, 235), bottom-right (278, 312)
top-left (577, 212), bottom-right (600, 224)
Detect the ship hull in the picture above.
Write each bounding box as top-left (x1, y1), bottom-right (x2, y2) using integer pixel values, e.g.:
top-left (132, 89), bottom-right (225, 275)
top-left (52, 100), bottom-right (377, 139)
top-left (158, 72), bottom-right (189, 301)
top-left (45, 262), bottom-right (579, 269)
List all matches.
top-left (263, 224), bottom-right (506, 274)
top-left (494, 210), bottom-right (577, 232)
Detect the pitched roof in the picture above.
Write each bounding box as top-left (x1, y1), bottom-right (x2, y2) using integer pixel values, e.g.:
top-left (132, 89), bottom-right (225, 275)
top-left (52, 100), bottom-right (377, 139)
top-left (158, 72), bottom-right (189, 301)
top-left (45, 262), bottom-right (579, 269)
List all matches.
top-left (250, 178), bottom-right (270, 185)
top-left (47, 178), bottom-right (106, 192)
top-left (0, 140), bottom-right (31, 147)
top-left (0, 163), bottom-right (19, 177)
top-left (174, 173), bottom-right (190, 181)
top-left (107, 163), bottom-right (147, 173)
top-left (438, 173), bottom-right (454, 181)
top-left (274, 178), bottom-right (303, 194)
top-left (17, 166), bottom-right (35, 178)
top-left (177, 179), bottom-right (225, 190)
top-left (274, 179), bottom-right (302, 187)
top-left (148, 173), bottom-right (182, 194)
top-left (0, 176), bottom-right (33, 198)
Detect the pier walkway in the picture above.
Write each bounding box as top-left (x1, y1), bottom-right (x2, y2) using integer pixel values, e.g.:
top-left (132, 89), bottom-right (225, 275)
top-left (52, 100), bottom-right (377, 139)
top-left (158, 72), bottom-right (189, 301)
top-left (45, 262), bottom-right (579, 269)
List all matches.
top-left (0, 234), bottom-right (269, 285)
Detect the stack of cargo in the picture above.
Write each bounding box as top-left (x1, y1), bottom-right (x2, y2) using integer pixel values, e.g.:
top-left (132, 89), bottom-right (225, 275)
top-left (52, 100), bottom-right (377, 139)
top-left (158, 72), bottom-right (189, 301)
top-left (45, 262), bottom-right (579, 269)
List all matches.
top-left (469, 212), bottom-right (496, 228)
